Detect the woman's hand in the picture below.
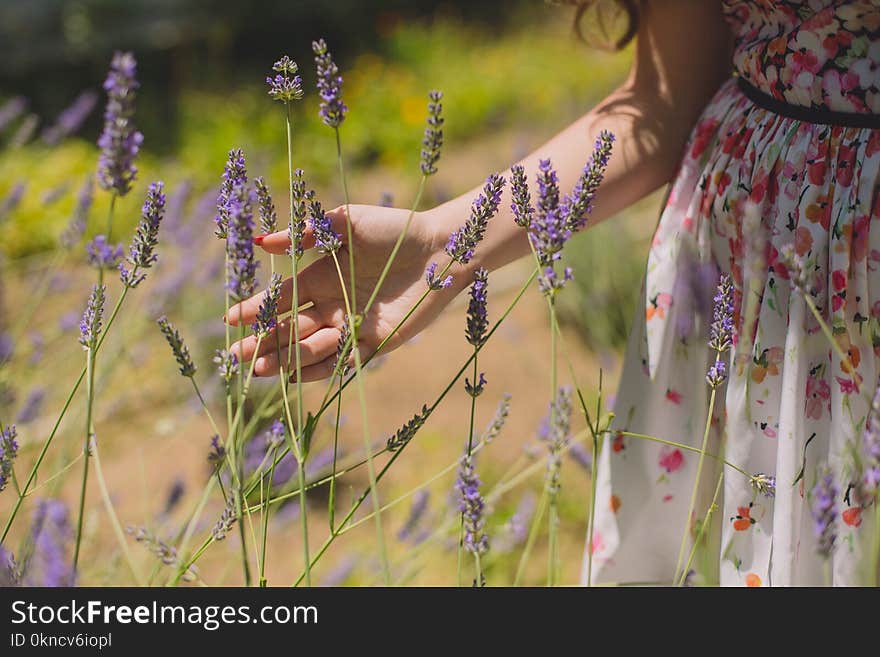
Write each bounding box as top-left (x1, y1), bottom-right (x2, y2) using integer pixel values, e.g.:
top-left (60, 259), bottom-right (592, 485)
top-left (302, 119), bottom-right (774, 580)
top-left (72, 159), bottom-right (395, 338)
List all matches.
top-left (226, 204), bottom-right (466, 381)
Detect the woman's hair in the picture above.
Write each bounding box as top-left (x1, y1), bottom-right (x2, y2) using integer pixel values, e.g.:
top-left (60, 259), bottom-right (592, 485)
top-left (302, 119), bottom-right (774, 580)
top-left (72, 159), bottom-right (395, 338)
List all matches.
top-left (553, 0), bottom-right (641, 51)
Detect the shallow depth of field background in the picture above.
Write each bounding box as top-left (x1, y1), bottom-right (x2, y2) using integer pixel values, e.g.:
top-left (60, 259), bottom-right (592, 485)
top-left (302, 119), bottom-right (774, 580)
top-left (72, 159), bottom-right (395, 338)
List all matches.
top-left (0, 0), bottom-right (662, 585)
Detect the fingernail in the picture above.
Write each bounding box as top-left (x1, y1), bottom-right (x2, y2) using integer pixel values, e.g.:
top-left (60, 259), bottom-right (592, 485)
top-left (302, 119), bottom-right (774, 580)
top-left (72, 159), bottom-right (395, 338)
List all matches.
top-left (254, 234), bottom-right (266, 246)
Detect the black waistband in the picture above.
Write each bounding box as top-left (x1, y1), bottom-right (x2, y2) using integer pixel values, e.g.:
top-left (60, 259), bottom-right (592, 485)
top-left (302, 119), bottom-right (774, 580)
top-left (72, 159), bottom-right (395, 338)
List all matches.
top-left (736, 76), bottom-right (880, 129)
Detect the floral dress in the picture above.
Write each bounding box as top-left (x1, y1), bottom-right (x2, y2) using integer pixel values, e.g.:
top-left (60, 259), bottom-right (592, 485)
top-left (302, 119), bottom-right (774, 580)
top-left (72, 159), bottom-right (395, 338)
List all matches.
top-left (583, 0), bottom-right (880, 586)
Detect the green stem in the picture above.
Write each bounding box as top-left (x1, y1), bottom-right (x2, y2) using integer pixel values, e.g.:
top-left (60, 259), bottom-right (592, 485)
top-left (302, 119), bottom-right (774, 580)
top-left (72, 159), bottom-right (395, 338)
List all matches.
top-left (678, 467), bottom-right (724, 586)
top-left (329, 251), bottom-right (389, 585)
top-left (328, 378), bottom-right (342, 532)
top-left (673, 351), bottom-right (721, 584)
top-left (457, 348), bottom-right (479, 587)
top-left (619, 431), bottom-right (753, 479)
top-left (259, 446), bottom-right (278, 588)
top-left (514, 488), bottom-right (548, 586)
top-left (72, 345), bottom-right (96, 573)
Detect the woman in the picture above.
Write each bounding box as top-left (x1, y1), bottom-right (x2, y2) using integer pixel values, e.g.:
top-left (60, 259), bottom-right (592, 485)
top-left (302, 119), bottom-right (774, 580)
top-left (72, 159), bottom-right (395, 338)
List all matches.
top-left (229, 0), bottom-right (880, 585)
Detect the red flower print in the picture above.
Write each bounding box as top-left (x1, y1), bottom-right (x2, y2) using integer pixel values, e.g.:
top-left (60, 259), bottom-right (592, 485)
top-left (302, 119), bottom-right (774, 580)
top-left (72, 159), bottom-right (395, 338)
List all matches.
top-left (690, 119), bottom-right (719, 159)
top-left (842, 507), bottom-right (862, 528)
top-left (665, 389), bottom-right (682, 405)
top-left (662, 494), bottom-right (673, 503)
top-left (832, 270), bottom-right (847, 292)
top-left (751, 346), bottom-right (783, 383)
top-left (715, 170), bottom-right (732, 196)
top-left (795, 226), bottom-right (813, 256)
top-left (836, 144), bottom-right (857, 187)
top-left (732, 503), bottom-right (757, 531)
top-left (767, 245), bottom-right (790, 280)
top-left (659, 447), bottom-right (684, 473)
top-left (646, 292), bottom-right (672, 321)
top-left (807, 142), bottom-right (829, 185)
top-left (867, 130), bottom-right (880, 158)
top-left (609, 495), bottom-right (621, 513)
top-left (745, 573), bottom-right (762, 587)
top-left (805, 195), bottom-right (831, 230)
top-left (805, 374), bottom-right (831, 420)
top-left (612, 432), bottom-right (625, 453)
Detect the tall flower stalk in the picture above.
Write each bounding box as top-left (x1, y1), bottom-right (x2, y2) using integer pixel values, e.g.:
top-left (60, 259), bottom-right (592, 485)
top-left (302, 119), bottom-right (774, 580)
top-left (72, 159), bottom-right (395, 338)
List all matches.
top-left (266, 54), bottom-right (310, 586)
top-left (312, 37), bottom-right (391, 583)
top-left (457, 268), bottom-right (489, 585)
top-left (673, 274), bottom-right (733, 584)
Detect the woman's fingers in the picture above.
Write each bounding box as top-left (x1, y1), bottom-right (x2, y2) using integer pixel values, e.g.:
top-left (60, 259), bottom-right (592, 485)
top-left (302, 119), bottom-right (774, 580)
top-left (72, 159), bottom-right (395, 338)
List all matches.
top-left (252, 327), bottom-right (341, 377)
top-left (254, 206), bottom-right (351, 255)
top-left (229, 310), bottom-right (325, 362)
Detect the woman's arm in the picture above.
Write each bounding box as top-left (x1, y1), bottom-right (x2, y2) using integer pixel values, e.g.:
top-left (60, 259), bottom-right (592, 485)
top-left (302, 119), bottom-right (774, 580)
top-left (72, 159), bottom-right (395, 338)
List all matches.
top-left (432, 0), bottom-right (734, 278)
top-left (229, 0), bottom-right (734, 379)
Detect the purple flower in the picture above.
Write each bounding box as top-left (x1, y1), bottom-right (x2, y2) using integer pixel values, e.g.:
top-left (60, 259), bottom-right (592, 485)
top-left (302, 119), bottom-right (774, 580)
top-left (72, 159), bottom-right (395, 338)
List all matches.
top-left (289, 168), bottom-right (308, 259)
top-left (10, 114), bottom-right (38, 148)
top-left (0, 333), bottom-right (12, 363)
top-left (397, 490), bottom-right (430, 543)
top-left (705, 360), bottom-right (727, 389)
top-left (214, 148), bottom-right (248, 240)
top-left (445, 173), bottom-right (505, 264)
top-left (562, 130), bottom-right (614, 231)
top-left (225, 182), bottom-right (259, 301)
top-left (42, 90), bottom-right (98, 146)
top-left (312, 39), bottom-right (347, 128)
top-left (254, 177), bottom-right (277, 235)
top-left (97, 52), bottom-right (143, 197)
top-left (464, 372), bottom-right (487, 398)
top-left (542, 386), bottom-right (573, 495)
top-left (0, 96), bottom-right (26, 133)
top-left (267, 55), bottom-right (304, 103)
top-left (0, 181), bottom-right (26, 223)
top-left (386, 405), bottom-right (431, 452)
top-left (420, 90), bottom-right (444, 176)
top-left (494, 491), bottom-right (536, 553)
top-left (27, 498), bottom-right (75, 586)
top-left (568, 442), bottom-right (593, 472)
top-left (59, 312), bottom-right (79, 333)
top-left (456, 454), bottom-right (488, 556)
top-left (208, 435), bottom-right (226, 468)
top-left (264, 420), bottom-right (286, 450)
top-left (85, 235), bottom-right (123, 270)
top-left (1, 424), bottom-right (19, 493)
top-left (213, 349), bottom-right (239, 383)
top-left (510, 164), bottom-right (533, 228)
top-left (157, 315), bottom-right (197, 377)
top-left (163, 478), bottom-right (186, 515)
top-left (481, 393), bottom-right (512, 444)
top-left (120, 181), bottom-right (166, 288)
top-left (0, 544), bottom-right (20, 586)
top-left (529, 159), bottom-right (570, 267)
top-left (78, 284), bottom-right (106, 350)
top-left (308, 192), bottom-right (341, 254)
top-left (425, 261), bottom-right (453, 290)
top-left (709, 274), bottom-right (734, 353)
top-left (465, 268), bottom-right (489, 347)
top-left (29, 331), bottom-right (44, 365)
top-left (318, 556), bottom-right (357, 587)
top-left (212, 499), bottom-right (238, 541)
top-left (537, 265), bottom-right (573, 297)
top-left (161, 179), bottom-right (192, 238)
top-left (253, 273), bottom-right (283, 337)
top-left (16, 388), bottom-right (45, 424)
top-left (811, 464), bottom-right (838, 558)
top-left (41, 182), bottom-right (69, 207)
top-left (60, 176), bottom-right (94, 249)
top-left (751, 473), bottom-right (776, 499)
top-left (379, 191), bottom-right (394, 207)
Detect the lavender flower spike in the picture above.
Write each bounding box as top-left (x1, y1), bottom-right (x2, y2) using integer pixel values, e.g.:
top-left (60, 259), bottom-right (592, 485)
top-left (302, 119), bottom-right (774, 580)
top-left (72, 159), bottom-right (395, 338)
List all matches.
top-left (456, 454), bottom-right (489, 556)
top-left (705, 360), bottom-right (727, 389)
top-left (529, 159), bottom-right (570, 267)
top-left (120, 181), bottom-right (166, 288)
top-left (1, 424), bottom-right (19, 494)
top-left (289, 168), bottom-right (308, 259)
top-left (481, 393), bottom-right (512, 444)
top-left (267, 55), bottom-right (304, 103)
top-left (708, 274), bottom-right (734, 353)
top-left (157, 316), bottom-right (197, 378)
top-left (225, 182), bottom-right (259, 301)
top-left (97, 52), bottom-right (143, 197)
top-left (420, 90), bottom-right (444, 176)
top-left (0, 182), bottom-right (26, 224)
top-left (562, 130), bottom-right (614, 231)
top-left (425, 262), bottom-right (453, 291)
top-left (542, 386), bottom-right (573, 496)
top-left (253, 273), bottom-right (283, 337)
top-left (397, 489), bottom-right (430, 542)
top-left (78, 285), bottom-right (106, 350)
top-left (308, 192), bottom-right (341, 254)
top-left (27, 498), bottom-right (75, 586)
top-left (387, 405), bottom-right (430, 452)
top-left (85, 235), bottom-right (123, 270)
top-left (254, 177), bottom-right (277, 234)
top-left (212, 499), bottom-right (238, 541)
top-left (811, 463), bottom-right (838, 559)
top-left (445, 173), bottom-right (505, 264)
top-left (510, 164), bottom-right (534, 228)
top-left (465, 268), bottom-right (489, 347)
top-left (751, 473), bottom-right (776, 499)
top-left (42, 90), bottom-right (98, 146)
top-left (214, 148), bottom-right (247, 239)
top-left (313, 39), bottom-right (348, 128)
